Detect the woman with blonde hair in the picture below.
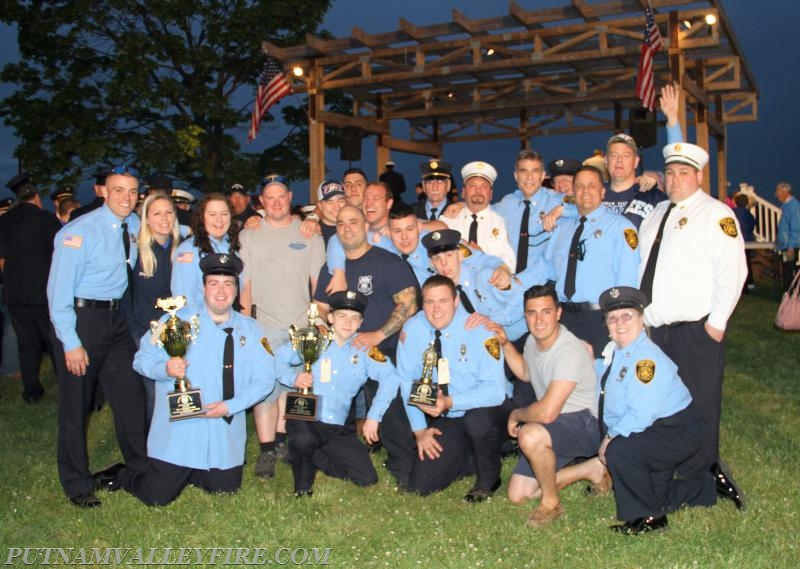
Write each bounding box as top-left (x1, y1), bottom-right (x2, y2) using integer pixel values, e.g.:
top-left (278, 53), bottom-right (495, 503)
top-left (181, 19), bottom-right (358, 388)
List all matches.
top-left (124, 192), bottom-right (181, 424)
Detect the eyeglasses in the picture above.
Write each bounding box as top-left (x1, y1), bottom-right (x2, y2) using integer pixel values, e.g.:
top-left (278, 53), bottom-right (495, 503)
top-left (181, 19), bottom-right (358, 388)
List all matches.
top-left (605, 311), bottom-right (637, 325)
top-left (261, 175), bottom-right (288, 186)
top-left (109, 165), bottom-right (140, 177)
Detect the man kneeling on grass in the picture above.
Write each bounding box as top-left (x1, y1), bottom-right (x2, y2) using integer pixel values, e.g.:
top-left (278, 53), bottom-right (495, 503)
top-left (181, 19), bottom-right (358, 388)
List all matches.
top-left (93, 254), bottom-right (276, 505)
top-left (487, 284), bottom-right (605, 527)
top-left (275, 290), bottom-right (402, 497)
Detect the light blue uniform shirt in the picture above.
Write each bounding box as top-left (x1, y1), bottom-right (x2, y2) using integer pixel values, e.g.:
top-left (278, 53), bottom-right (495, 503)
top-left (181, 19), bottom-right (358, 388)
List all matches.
top-left (777, 196), bottom-right (800, 251)
top-left (134, 307), bottom-right (275, 470)
top-left (495, 188), bottom-right (562, 269)
top-left (522, 207), bottom-right (640, 302)
top-left (275, 338), bottom-right (401, 424)
top-left (47, 204), bottom-right (140, 351)
top-left (600, 331), bottom-right (691, 438)
top-left (397, 310), bottom-right (506, 433)
top-left (170, 235), bottom-right (231, 312)
top-left (458, 262), bottom-right (527, 342)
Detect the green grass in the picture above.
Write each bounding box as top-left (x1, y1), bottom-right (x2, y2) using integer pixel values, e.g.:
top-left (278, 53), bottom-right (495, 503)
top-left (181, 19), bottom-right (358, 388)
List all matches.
top-left (1, 286), bottom-right (798, 568)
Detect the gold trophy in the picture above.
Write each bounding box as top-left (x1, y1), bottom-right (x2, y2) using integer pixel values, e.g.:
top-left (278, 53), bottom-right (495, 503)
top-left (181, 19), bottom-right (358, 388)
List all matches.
top-left (284, 304), bottom-right (333, 421)
top-left (150, 296), bottom-right (203, 421)
top-left (408, 341), bottom-right (439, 406)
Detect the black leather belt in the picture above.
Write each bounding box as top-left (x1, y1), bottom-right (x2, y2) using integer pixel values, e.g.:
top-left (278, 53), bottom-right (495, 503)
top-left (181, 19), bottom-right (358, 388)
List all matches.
top-left (561, 301), bottom-right (601, 313)
top-left (74, 298), bottom-right (121, 310)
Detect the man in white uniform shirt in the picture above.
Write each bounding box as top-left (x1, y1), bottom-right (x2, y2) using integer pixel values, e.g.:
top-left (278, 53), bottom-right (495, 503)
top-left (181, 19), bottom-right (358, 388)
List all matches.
top-left (637, 142), bottom-right (747, 511)
top-left (441, 161), bottom-right (516, 269)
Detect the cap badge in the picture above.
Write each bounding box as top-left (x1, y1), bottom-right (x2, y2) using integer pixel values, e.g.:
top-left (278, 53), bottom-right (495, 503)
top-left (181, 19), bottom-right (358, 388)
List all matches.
top-left (432, 232), bottom-right (441, 241)
top-left (674, 144), bottom-right (682, 152)
top-left (346, 291), bottom-right (356, 299)
top-left (219, 255), bottom-right (229, 263)
top-left (556, 159), bottom-right (564, 167)
top-left (610, 288), bottom-right (620, 299)
top-left (430, 161), bottom-right (439, 169)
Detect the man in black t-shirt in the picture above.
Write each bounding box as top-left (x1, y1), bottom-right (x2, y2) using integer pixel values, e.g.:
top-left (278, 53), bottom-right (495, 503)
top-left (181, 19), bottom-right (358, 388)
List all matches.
top-left (314, 205), bottom-right (419, 487)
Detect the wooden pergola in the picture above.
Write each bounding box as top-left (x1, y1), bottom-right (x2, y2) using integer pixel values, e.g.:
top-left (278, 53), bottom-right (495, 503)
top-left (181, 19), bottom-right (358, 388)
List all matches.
top-left (263, 0), bottom-right (757, 200)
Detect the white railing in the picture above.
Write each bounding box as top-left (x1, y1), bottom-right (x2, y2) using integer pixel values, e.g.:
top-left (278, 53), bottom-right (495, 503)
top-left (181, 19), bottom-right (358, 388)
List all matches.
top-left (739, 184), bottom-right (780, 243)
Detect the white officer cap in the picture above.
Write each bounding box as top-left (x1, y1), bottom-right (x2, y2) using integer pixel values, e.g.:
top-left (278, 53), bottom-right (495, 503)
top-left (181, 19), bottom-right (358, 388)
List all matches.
top-left (663, 142), bottom-right (709, 170)
top-left (461, 161), bottom-right (497, 185)
top-left (171, 189), bottom-right (195, 204)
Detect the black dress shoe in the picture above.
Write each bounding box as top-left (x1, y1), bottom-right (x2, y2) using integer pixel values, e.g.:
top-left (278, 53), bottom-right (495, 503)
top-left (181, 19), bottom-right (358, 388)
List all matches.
top-left (611, 515), bottom-right (668, 535)
top-left (70, 493), bottom-right (102, 508)
top-left (713, 460), bottom-right (746, 511)
top-left (463, 478), bottom-right (502, 503)
top-left (22, 390), bottom-right (45, 404)
top-left (294, 488), bottom-right (313, 498)
top-left (92, 463), bottom-right (125, 492)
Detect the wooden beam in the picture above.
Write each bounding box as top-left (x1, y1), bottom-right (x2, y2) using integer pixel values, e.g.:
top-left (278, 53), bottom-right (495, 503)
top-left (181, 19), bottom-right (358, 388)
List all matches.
top-left (381, 136), bottom-right (442, 156)
top-left (316, 111), bottom-right (390, 135)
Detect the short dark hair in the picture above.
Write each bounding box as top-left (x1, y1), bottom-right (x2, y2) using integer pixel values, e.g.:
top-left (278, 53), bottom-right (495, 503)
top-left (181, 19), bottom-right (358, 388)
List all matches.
top-left (573, 165), bottom-right (605, 185)
top-left (366, 181), bottom-right (392, 201)
top-left (523, 283), bottom-right (559, 307)
top-left (734, 193), bottom-right (749, 208)
top-left (343, 168), bottom-right (367, 182)
top-left (422, 274), bottom-right (456, 299)
top-left (389, 202), bottom-right (416, 220)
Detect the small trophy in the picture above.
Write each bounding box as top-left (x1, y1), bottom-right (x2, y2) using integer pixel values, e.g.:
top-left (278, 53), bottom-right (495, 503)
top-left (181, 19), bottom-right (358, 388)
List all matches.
top-left (284, 304), bottom-right (333, 421)
top-left (408, 341), bottom-right (439, 406)
top-left (151, 296), bottom-right (203, 421)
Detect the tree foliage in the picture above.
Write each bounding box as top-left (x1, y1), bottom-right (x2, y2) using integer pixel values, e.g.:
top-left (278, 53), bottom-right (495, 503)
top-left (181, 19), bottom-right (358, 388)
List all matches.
top-left (0, 0), bottom-right (339, 192)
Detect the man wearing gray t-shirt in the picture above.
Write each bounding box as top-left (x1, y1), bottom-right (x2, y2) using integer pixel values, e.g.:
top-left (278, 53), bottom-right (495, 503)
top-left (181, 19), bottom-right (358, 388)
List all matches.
top-left (489, 284), bottom-right (601, 528)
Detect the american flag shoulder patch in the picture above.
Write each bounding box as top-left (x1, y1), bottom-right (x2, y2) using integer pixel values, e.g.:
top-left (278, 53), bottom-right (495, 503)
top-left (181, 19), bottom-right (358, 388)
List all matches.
top-left (176, 251), bottom-right (194, 263)
top-left (63, 234), bottom-right (83, 249)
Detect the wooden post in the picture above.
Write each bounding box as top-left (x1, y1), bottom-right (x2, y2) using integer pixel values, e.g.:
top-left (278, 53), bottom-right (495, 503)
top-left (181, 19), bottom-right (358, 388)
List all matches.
top-left (694, 60), bottom-right (710, 194)
top-left (715, 94), bottom-right (728, 201)
top-left (308, 63), bottom-right (325, 202)
top-left (668, 12), bottom-right (687, 138)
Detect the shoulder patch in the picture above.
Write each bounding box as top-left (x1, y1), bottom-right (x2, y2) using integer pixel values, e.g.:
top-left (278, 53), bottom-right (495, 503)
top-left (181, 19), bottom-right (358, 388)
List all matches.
top-left (484, 338), bottom-right (501, 360)
top-left (260, 337), bottom-right (274, 357)
top-left (635, 359), bottom-right (655, 384)
top-left (176, 251), bottom-right (194, 263)
top-left (63, 234), bottom-right (83, 249)
top-left (719, 217), bottom-right (738, 237)
top-left (399, 330), bottom-right (407, 344)
top-left (624, 228), bottom-right (639, 250)
top-left (368, 346), bottom-right (387, 363)
top-left (457, 243), bottom-right (473, 258)
top-left (562, 195), bottom-right (574, 205)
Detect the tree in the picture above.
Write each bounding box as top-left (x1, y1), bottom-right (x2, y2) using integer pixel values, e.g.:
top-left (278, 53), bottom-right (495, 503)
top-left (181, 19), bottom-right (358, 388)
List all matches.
top-left (0, 0), bottom-right (336, 192)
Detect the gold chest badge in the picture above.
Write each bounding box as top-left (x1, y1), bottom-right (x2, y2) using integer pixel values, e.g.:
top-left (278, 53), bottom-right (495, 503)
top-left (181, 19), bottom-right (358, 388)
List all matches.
top-left (635, 359), bottom-right (656, 384)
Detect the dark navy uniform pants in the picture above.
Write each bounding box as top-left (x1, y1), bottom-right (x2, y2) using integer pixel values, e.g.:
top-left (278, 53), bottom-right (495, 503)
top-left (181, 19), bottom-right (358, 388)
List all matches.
top-left (286, 420), bottom-right (377, 492)
top-left (651, 318), bottom-right (724, 484)
top-left (51, 306), bottom-right (147, 499)
top-left (606, 403), bottom-right (715, 521)
top-left (120, 457), bottom-right (242, 507)
top-left (409, 399), bottom-right (513, 495)
top-left (7, 303), bottom-right (55, 400)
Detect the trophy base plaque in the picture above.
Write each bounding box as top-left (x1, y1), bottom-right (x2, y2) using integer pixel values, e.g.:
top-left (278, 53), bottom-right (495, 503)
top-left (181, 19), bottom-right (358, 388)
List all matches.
top-left (168, 388), bottom-right (206, 421)
top-left (285, 392), bottom-right (319, 421)
top-left (408, 381), bottom-right (438, 406)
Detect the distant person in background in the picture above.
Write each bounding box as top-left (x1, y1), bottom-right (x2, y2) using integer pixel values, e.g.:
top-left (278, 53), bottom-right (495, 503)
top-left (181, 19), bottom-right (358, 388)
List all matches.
top-left (379, 161), bottom-right (407, 203)
top-left (170, 188), bottom-right (195, 230)
top-left (547, 158), bottom-right (582, 196)
top-left (227, 182), bottom-right (260, 230)
top-left (69, 169), bottom-right (109, 221)
top-left (50, 186), bottom-right (76, 209)
top-left (56, 198), bottom-right (80, 225)
top-left (732, 193), bottom-right (756, 292)
top-left (125, 193), bottom-right (180, 425)
top-left (1, 173), bottom-right (61, 397)
top-left (775, 182), bottom-right (800, 291)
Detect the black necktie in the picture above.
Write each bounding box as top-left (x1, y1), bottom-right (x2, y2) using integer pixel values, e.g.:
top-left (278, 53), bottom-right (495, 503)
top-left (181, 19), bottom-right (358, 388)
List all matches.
top-left (640, 202), bottom-right (676, 302)
top-left (433, 329), bottom-right (449, 401)
top-left (563, 216), bottom-right (587, 300)
top-left (515, 200), bottom-right (531, 274)
top-left (468, 213), bottom-right (478, 244)
top-left (121, 221), bottom-right (134, 294)
top-left (456, 284), bottom-right (475, 314)
top-left (222, 327), bottom-right (234, 424)
top-left (597, 354), bottom-right (615, 438)
top-left (429, 207), bottom-right (438, 221)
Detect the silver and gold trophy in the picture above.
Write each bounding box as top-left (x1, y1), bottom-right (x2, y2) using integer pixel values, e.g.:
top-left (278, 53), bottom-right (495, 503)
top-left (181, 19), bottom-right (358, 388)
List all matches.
top-left (408, 341), bottom-right (439, 406)
top-left (284, 304), bottom-right (333, 421)
top-left (150, 296), bottom-right (203, 421)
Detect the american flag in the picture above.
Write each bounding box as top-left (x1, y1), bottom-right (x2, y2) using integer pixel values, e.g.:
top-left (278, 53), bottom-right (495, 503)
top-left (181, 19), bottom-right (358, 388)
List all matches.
top-left (248, 55), bottom-right (292, 142)
top-left (635, 7), bottom-right (663, 111)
